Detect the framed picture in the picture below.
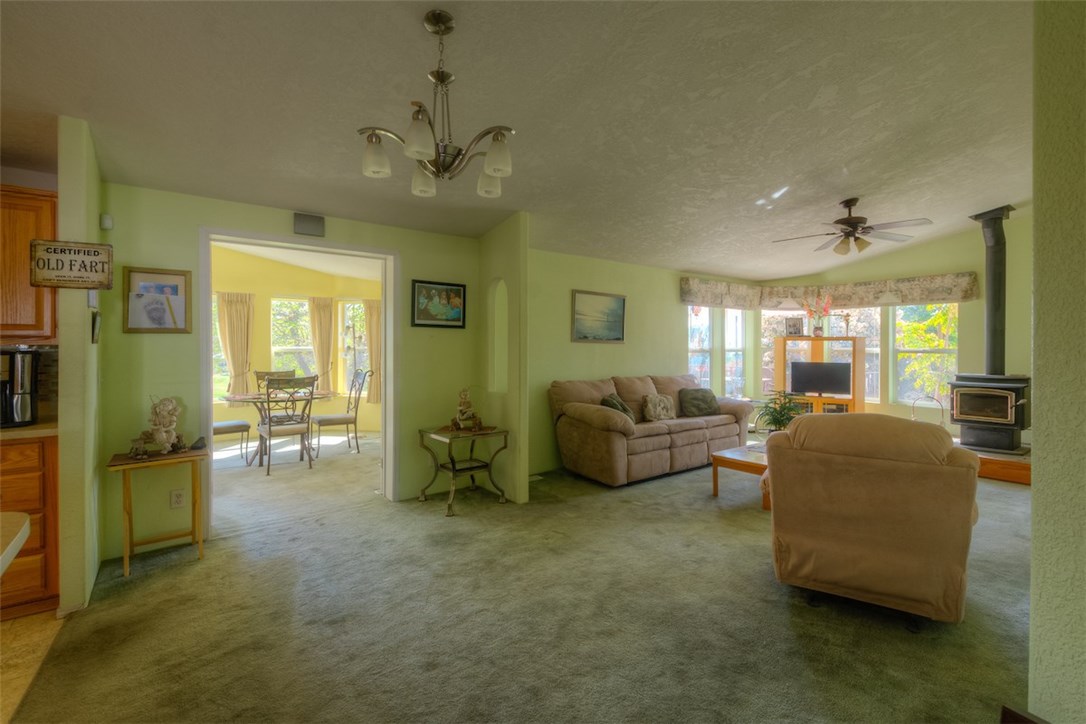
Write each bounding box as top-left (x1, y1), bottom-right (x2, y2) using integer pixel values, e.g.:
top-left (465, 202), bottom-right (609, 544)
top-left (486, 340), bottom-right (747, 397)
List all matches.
top-left (785, 317), bottom-right (804, 336)
top-left (122, 266), bottom-right (192, 333)
top-left (571, 289), bottom-right (625, 343)
top-left (412, 279), bottom-right (466, 328)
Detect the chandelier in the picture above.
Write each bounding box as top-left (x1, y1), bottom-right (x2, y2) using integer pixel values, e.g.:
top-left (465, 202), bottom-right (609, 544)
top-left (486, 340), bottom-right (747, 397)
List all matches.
top-left (357, 9), bottom-right (514, 198)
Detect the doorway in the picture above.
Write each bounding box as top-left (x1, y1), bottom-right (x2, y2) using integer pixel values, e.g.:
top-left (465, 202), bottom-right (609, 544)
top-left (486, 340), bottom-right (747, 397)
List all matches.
top-left (199, 230), bottom-right (396, 538)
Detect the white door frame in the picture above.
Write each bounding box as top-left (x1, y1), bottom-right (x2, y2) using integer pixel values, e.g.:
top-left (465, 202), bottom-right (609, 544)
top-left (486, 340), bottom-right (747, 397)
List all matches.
top-left (198, 226), bottom-right (398, 536)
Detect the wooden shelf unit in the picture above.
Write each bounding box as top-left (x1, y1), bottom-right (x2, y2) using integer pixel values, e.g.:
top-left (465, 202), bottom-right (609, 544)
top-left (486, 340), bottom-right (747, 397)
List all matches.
top-left (773, 336), bottom-right (866, 414)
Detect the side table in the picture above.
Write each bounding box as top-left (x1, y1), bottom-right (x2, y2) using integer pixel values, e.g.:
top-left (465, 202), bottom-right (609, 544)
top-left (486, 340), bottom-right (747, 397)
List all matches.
top-left (418, 427), bottom-right (508, 516)
top-left (106, 448), bottom-right (209, 576)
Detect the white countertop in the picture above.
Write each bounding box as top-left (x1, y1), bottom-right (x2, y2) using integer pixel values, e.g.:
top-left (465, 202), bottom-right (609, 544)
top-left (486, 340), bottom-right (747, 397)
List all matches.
top-left (1, 512), bottom-right (31, 575)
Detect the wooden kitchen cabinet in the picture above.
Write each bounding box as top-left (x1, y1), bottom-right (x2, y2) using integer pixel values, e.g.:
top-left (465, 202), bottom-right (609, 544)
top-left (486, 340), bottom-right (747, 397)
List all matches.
top-left (1, 185), bottom-right (57, 342)
top-left (0, 435), bottom-right (59, 619)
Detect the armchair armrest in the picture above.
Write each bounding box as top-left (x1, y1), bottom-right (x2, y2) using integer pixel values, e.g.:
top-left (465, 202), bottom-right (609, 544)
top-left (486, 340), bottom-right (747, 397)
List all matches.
top-left (561, 402), bottom-right (635, 436)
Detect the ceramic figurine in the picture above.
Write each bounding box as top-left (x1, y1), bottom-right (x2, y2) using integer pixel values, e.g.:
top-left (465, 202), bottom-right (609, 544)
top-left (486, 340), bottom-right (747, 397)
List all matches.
top-left (452, 387), bottom-right (481, 431)
top-left (128, 437), bottom-right (149, 460)
top-left (143, 396), bottom-right (181, 453)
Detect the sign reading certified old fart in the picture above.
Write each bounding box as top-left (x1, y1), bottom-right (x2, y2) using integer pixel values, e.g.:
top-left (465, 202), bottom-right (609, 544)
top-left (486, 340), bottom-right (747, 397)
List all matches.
top-left (30, 240), bottom-right (114, 289)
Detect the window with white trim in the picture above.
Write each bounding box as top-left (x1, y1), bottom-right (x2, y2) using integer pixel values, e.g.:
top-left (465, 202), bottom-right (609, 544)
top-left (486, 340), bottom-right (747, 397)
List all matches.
top-left (894, 303), bottom-right (958, 406)
top-left (340, 301), bottom-right (370, 392)
top-left (723, 308), bottom-right (745, 398)
top-left (271, 298), bottom-right (316, 377)
top-left (826, 307), bottom-right (881, 400)
top-left (688, 306), bottom-right (711, 387)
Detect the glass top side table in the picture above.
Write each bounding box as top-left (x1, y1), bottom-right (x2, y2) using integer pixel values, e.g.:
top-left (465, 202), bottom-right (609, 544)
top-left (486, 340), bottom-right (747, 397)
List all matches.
top-left (418, 426), bottom-right (509, 516)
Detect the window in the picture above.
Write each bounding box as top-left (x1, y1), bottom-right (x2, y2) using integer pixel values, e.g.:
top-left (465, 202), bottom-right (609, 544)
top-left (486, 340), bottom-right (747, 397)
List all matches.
top-left (894, 303), bottom-right (958, 405)
top-left (687, 306), bottom-right (711, 387)
top-left (210, 295), bottom-right (230, 398)
top-left (723, 308), bottom-right (744, 398)
top-left (271, 298), bottom-right (316, 376)
top-left (826, 307), bottom-right (881, 400)
top-left (340, 301), bottom-right (369, 391)
top-left (759, 310), bottom-right (796, 395)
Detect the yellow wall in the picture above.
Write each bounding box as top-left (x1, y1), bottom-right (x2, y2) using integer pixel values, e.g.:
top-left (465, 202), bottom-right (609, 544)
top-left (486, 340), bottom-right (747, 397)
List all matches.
top-left (210, 245), bottom-right (382, 432)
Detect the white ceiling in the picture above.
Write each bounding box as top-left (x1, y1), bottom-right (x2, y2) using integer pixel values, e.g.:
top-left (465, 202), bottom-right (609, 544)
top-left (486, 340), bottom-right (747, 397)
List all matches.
top-left (0, 1), bottom-right (1033, 281)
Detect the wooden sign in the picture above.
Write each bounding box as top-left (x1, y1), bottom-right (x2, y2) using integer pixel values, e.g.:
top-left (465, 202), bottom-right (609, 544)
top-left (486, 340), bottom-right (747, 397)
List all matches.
top-left (30, 240), bottom-right (113, 289)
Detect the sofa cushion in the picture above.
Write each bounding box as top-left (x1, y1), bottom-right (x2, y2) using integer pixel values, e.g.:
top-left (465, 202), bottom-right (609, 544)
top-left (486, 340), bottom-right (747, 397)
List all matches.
top-left (627, 433), bottom-right (672, 455)
top-left (701, 413), bottom-right (738, 428)
top-left (678, 387), bottom-right (720, 417)
top-left (549, 378), bottom-right (617, 423)
top-left (612, 376), bottom-right (657, 423)
top-left (630, 421), bottom-right (669, 438)
top-left (600, 393), bottom-right (635, 422)
top-left (650, 374), bottom-right (700, 415)
top-left (643, 394), bottom-right (676, 421)
top-left (657, 417), bottom-right (706, 433)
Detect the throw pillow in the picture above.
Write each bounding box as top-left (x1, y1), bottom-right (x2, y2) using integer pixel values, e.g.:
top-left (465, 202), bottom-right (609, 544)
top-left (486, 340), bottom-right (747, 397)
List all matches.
top-left (642, 393), bottom-right (676, 422)
top-left (679, 387), bottom-right (720, 417)
top-left (600, 393), bottom-right (635, 422)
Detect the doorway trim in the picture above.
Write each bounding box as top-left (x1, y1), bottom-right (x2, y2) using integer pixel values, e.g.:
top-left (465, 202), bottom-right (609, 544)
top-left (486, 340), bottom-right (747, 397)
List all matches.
top-left (198, 226), bottom-right (398, 536)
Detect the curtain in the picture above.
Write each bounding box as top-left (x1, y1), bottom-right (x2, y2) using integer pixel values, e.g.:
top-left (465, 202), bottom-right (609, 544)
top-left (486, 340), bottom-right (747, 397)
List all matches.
top-left (362, 298), bottom-right (382, 404)
top-left (217, 292), bottom-right (254, 403)
top-left (680, 272), bottom-right (979, 310)
top-left (308, 297), bottom-right (334, 394)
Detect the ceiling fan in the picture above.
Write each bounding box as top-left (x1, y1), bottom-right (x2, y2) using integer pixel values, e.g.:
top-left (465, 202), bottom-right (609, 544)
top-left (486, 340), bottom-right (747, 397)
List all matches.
top-left (769, 197), bottom-right (933, 255)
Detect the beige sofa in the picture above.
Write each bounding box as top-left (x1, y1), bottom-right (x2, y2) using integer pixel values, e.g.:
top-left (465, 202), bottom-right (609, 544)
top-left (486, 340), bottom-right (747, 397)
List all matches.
top-left (763, 413), bottom-right (980, 623)
top-left (547, 374), bottom-right (754, 487)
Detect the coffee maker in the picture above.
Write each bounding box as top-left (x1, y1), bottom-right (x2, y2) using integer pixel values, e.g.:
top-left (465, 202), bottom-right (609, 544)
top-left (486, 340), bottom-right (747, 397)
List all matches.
top-left (0, 348), bottom-right (39, 428)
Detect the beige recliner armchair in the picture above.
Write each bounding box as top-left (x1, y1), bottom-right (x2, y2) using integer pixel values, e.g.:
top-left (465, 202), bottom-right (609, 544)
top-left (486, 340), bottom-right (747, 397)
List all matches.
top-left (763, 413), bottom-right (980, 623)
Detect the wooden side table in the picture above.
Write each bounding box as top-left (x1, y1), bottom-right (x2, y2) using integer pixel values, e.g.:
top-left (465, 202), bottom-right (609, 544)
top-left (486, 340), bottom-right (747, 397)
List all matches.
top-left (418, 427), bottom-right (508, 516)
top-left (106, 448), bottom-right (209, 576)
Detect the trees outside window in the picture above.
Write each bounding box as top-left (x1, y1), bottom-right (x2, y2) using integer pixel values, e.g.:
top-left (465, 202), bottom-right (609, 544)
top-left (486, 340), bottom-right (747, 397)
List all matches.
top-left (687, 306), bottom-right (711, 387)
top-left (723, 308), bottom-right (745, 397)
top-left (894, 303), bottom-right (958, 405)
top-left (271, 298), bottom-right (316, 376)
top-left (340, 301), bottom-right (369, 391)
top-left (210, 294), bottom-right (230, 398)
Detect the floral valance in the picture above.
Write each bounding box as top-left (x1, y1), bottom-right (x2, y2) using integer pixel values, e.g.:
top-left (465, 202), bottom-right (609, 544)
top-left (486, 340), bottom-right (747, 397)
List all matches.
top-left (679, 272), bottom-right (979, 310)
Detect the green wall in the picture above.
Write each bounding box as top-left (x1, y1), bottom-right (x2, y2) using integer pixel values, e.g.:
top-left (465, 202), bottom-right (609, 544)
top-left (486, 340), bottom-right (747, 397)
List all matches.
top-left (55, 116), bottom-right (102, 613)
top-left (526, 250), bottom-right (689, 474)
top-left (1031, 2), bottom-right (1085, 719)
top-left (94, 183), bottom-right (489, 559)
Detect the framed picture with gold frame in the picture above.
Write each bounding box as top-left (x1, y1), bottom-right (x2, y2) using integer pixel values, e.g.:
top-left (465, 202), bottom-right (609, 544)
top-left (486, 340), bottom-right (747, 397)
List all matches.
top-left (122, 266), bottom-right (192, 333)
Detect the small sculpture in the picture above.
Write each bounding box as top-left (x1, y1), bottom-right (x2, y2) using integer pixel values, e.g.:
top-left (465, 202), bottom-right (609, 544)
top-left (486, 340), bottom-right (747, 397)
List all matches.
top-left (128, 437), bottom-right (149, 460)
top-left (452, 387), bottom-right (482, 431)
top-left (190, 436), bottom-right (207, 450)
top-left (141, 396), bottom-right (181, 453)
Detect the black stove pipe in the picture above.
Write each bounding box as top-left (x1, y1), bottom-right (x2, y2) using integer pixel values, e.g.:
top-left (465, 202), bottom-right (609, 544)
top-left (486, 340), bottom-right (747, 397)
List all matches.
top-left (969, 205), bottom-right (1015, 376)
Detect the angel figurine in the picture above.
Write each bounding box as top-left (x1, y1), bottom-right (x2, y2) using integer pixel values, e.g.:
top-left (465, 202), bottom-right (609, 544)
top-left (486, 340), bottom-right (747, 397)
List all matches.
top-left (143, 396), bottom-right (181, 453)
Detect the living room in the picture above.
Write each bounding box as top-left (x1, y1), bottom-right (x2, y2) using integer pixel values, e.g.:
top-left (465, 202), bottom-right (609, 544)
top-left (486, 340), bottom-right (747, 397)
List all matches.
top-left (0, 2), bottom-right (1082, 722)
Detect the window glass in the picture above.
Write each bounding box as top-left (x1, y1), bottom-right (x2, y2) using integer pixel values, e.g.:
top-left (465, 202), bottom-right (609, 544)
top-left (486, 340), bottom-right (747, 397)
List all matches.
top-left (894, 303), bottom-right (958, 405)
top-left (340, 301), bottom-right (370, 391)
top-left (688, 306), bottom-right (711, 387)
top-left (210, 295), bottom-right (230, 398)
top-left (826, 307), bottom-right (881, 400)
top-left (759, 311), bottom-right (796, 395)
top-left (271, 299), bottom-right (316, 376)
top-left (723, 308), bottom-right (744, 397)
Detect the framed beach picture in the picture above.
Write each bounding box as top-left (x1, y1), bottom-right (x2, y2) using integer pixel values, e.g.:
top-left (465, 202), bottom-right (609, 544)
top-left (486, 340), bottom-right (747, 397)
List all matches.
top-left (571, 290), bottom-right (625, 343)
top-left (785, 317), bottom-right (804, 336)
top-left (412, 279), bottom-right (466, 328)
top-left (122, 266), bottom-right (192, 333)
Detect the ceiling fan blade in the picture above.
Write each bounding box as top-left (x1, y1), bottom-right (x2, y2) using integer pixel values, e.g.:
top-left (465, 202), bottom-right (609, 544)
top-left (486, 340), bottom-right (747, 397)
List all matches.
top-left (814, 234), bottom-right (844, 252)
top-left (868, 230), bottom-right (913, 242)
top-left (866, 218), bottom-right (933, 231)
top-left (769, 232), bottom-right (837, 244)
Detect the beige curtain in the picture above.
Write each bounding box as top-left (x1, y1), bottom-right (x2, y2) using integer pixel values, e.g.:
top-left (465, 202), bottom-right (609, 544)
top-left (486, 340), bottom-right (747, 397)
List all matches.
top-left (308, 297), bottom-right (334, 394)
top-left (217, 292), bottom-right (255, 400)
top-left (362, 298), bottom-right (382, 403)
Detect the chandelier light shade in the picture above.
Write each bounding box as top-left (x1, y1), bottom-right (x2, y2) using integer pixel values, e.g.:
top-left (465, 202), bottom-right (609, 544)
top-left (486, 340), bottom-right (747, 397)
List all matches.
top-left (853, 236), bottom-right (873, 253)
top-left (357, 9), bottom-right (515, 198)
top-left (833, 237), bottom-right (851, 256)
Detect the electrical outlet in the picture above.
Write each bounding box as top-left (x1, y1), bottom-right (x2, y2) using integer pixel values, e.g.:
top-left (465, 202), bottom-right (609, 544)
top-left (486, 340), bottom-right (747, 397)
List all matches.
top-left (169, 489), bottom-right (185, 509)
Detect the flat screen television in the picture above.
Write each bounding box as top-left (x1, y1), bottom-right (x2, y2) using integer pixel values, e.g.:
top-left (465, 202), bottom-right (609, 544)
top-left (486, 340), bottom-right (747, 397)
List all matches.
top-left (790, 361), bottom-right (851, 396)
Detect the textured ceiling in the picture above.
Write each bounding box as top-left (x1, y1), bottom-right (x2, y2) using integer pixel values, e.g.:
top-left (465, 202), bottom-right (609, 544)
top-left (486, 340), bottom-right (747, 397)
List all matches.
top-left (0, 1), bottom-right (1032, 281)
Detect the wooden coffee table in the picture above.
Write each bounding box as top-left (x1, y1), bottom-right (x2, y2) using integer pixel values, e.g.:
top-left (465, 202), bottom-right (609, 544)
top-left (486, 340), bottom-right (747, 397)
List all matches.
top-left (711, 444), bottom-right (771, 510)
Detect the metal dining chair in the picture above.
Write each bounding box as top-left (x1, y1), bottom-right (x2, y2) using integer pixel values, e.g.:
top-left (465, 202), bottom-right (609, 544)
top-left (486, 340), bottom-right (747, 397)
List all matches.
top-left (254, 369), bottom-right (297, 393)
top-left (312, 369), bottom-right (372, 457)
top-left (255, 374), bottom-right (317, 475)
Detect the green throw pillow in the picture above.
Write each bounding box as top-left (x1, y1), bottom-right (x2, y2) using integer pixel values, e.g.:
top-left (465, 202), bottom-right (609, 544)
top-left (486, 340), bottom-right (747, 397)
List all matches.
top-left (679, 387), bottom-right (720, 417)
top-left (600, 393), bottom-right (635, 422)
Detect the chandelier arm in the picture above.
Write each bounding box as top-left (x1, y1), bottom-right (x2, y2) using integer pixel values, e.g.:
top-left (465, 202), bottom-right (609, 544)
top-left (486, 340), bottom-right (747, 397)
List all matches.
top-left (356, 127), bottom-right (407, 146)
top-left (442, 126), bottom-right (515, 179)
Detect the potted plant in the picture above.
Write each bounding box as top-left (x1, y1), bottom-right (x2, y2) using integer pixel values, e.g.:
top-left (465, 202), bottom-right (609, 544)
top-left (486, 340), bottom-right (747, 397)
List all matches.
top-left (756, 390), bottom-right (804, 431)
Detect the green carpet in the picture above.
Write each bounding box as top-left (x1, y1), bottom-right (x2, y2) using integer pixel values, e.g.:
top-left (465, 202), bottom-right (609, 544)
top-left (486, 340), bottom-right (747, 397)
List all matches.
top-left (14, 464), bottom-right (1029, 723)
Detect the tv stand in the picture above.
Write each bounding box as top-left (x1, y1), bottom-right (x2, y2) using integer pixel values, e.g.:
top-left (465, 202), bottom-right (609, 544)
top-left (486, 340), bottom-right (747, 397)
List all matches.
top-left (773, 336), bottom-right (866, 414)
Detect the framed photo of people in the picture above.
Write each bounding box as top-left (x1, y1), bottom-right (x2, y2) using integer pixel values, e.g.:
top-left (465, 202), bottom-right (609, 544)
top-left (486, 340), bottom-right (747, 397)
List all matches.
top-left (412, 279), bottom-right (466, 328)
top-left (122, 266), bottom-right (192, 333)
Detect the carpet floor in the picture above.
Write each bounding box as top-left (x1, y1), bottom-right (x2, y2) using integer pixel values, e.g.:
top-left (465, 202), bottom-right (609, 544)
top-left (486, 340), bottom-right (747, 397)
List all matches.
top-left (13, 462), bottom-right (1029, 723)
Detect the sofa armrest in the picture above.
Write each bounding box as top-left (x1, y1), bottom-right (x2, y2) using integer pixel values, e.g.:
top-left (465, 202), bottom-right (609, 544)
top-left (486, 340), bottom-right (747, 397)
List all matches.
top-left (561, 402), bottom-right (635, 436)
top-left (716, 396), bottom-right (755, 423)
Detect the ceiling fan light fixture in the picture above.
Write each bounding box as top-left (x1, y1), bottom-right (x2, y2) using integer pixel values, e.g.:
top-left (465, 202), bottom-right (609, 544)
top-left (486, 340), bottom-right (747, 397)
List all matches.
top-left (356, 9), bottom-right (514, 197)
top-left (362, 133), bottom-right (392, 178)
top-left (833, 238), bottom-right (851, 256)
top-left (854, 236), bottom-right (872, 253)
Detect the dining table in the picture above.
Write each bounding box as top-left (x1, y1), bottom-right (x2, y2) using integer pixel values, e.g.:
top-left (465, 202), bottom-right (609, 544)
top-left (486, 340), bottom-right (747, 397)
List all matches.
top-left (222, 389), bottom-right (333, 466)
